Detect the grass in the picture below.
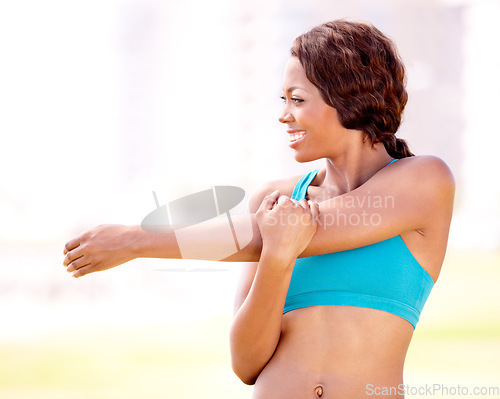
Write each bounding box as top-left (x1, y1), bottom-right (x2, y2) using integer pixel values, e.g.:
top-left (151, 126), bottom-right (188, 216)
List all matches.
top-left (0, 319), bottom-right (253, 399)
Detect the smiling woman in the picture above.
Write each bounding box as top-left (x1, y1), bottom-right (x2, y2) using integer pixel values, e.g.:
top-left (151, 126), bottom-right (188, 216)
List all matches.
top-left (280, 57), bottom-right (348, 162)
top-left (63, 20), bottom-right (454, 399)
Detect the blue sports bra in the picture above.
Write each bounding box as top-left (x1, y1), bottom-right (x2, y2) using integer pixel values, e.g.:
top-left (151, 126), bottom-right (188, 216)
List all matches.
top-left (283, 162), bottom-right (434, 328)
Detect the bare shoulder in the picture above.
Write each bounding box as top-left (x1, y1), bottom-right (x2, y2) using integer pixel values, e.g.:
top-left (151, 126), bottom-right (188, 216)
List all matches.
top-left (372, 155), bottom-right (456, 231)
top-left (395, 155), bottom-right (454, 178)
top-left (247, 174), bottom-right (305, 213)
top-left (383, 155), bottom-right (455, 197)
top-left (396, 155), bottom-right (455, 192)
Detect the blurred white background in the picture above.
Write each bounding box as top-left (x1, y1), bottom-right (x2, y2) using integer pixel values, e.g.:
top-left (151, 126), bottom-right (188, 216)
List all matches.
top-left (0, 0), bottom-right (499, 397)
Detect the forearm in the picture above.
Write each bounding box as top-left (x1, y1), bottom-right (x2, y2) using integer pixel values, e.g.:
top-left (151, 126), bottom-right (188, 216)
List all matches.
top-left (229, 249), bottom-right (295, 385)
top-left (134, 214), bottom-right (263, 262)
top-left (64, 214), bottom-right (264, 278)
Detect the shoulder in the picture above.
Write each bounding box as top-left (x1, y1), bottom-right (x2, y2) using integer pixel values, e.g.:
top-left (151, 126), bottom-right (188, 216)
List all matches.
top-left (246, 173), bottom-right (307, 213)
top-left (393, 155), bottom-right (455, 190)
top-left (384, 155), bottom-right (455, 208)
top-left (394, 155), bottom-right (453, 175)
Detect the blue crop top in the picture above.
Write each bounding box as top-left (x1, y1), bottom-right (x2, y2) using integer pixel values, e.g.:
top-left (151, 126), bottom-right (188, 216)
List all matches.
top-left (283, 164), bottom-right (434, 328)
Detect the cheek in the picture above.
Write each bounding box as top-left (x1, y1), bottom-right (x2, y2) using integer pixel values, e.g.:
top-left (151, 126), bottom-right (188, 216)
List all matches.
top-left (313, 112), bottom-right (335, 132)
top-left (320, 109), bottom-right (343, 131)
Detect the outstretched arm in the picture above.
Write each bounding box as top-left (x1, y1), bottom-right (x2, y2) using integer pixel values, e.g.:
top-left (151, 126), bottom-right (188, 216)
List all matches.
top-left (63, 156), bottom-right (454, 277)
top-left (63, 212), bottom-right (263, 277)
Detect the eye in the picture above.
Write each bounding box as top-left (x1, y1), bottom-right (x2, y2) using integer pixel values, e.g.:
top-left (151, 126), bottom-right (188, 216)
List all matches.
top-left (280, 95), bottom-right (304, 104)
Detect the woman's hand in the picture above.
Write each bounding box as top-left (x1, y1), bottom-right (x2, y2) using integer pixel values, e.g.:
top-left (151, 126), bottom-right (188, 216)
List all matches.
top-left (63, 224), bottom-right (140, 278)
top-left (256, 190), bottom-right (320, 263)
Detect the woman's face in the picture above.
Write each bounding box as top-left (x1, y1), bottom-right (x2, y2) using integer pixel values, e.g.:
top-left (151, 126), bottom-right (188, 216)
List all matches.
top-left (280, 57), bottom-right (348, 162)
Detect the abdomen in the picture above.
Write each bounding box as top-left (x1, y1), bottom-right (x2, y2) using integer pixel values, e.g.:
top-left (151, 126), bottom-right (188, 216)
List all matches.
top-left (252, 305), bottom-right (413, 399)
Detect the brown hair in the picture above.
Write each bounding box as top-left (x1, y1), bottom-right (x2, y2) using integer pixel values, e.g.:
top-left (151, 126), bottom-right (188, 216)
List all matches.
top-left (291, 20), bottom-right (414, 158)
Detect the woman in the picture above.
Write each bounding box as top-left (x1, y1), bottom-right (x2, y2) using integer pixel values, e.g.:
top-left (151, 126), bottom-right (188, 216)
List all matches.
top-left (63, 21), bottom-right (455, 398)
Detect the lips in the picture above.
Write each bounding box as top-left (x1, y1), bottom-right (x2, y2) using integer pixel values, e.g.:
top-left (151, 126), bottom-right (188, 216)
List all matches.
top-left (287, 130), bottom-right (306, 147)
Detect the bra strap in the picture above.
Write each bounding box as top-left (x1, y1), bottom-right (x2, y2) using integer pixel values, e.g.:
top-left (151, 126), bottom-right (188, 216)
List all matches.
top-left (291, 170), bottom-right (320, 200)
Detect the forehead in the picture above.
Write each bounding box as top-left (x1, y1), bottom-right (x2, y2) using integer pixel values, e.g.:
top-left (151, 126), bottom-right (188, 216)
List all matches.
top-left (282, 57), bottom-right (314, 92)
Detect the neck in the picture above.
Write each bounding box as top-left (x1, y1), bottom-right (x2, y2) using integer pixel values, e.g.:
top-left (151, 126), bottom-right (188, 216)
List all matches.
top-left (323, 142), bottom-right (393, 194)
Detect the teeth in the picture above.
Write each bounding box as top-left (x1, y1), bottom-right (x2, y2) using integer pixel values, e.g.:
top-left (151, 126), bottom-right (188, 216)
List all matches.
top-left (289, 133), bottom-right (305, 142)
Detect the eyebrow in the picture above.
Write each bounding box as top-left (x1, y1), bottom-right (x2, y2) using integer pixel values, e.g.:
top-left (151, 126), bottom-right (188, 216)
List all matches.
top-left (284, 86), bottom-right (306, 93)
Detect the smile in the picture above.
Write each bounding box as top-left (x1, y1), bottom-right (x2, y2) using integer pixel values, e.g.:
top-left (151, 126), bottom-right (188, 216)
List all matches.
top-left (288, 131), bottom-right (306, 148)
top-left (288, 131), bottom-right (306, 143)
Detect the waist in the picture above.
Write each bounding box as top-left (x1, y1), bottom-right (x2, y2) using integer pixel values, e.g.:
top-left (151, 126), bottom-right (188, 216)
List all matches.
top-left (280, 305), bottom-right (413, 366)
top-left (254, 306), bottom-right (412, 398)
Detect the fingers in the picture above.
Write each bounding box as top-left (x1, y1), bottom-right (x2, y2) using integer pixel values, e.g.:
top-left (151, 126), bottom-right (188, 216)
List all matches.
top-left (259, 190), bottom-right (280, 212)
top-left (296, 199), bottom-right (320, 228)
top-left (297, 198), bottom-right (308, 210)
top-left (298, 198), bottom-right (318, 215)
top-left (258, 192), bottom-right (299, 214)
top-left (277, 195), bottom-right (295, 207)
top-left (63, 242), bottom-right (93, 275)
top-left (63, 246), bottom-right (84, 267)
top-left (66, 255), bottom-right (91, 273)
top-left (72, 264), bottom-right (94, 278)
top-left (63, 237), bottom-right (80, 255)
top-left (278, 197), bottom-right (319, 224)
top-left (308, 200), bottom-right (320, 224)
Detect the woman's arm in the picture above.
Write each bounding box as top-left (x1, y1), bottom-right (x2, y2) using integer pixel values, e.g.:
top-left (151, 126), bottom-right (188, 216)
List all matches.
top-left (63, 178), bottom-right (293, 276)
top-left (300, 155), bottom-right (455, 257)
top-left (229, 191), bottom-right (319, 384)
top-left (229, 254), bottom-right (294, 385)
top-left (63, 155), bottom-right (454, 277)
top-left (63, 214), bottom-right (262, 277)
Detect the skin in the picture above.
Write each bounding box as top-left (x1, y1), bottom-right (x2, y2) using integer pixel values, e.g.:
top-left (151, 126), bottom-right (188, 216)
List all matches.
top-left (63, 57), bottom-right (455, 398)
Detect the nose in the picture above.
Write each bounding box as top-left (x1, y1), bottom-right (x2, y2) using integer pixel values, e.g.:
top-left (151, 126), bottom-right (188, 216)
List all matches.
top-left (279, 106), bottom-right (294, 124)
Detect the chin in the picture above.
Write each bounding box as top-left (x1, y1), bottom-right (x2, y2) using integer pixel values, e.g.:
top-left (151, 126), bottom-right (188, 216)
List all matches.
top-left (293, 151), bottom-right (322, 163)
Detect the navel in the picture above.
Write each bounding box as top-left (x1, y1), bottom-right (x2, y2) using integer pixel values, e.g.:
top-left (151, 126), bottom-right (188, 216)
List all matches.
top-left (314, 385), bottom-right (323, 397)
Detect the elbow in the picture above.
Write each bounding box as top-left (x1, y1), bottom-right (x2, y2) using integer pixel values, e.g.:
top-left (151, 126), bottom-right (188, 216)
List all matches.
top-left (229, 329), bottom-right (262, 386)
top-left (230, 357), bottom-right (259, 385)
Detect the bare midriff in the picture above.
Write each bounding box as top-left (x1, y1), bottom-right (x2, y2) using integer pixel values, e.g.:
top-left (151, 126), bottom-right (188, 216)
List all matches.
top-left (252, 305), bottom-right (414, 399)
